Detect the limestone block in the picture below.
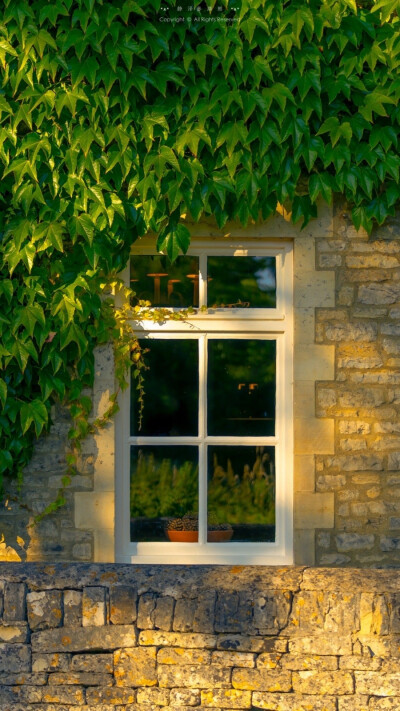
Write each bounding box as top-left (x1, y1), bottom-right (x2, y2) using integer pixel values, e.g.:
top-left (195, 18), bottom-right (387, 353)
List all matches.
top-left (339, 656), bottom-right (381, 671)
top-left (169, 688), bottom-right (201, 706)
top-left (49, 670), bottom-right (113, 685)
top-left (82, 586), bottom-right (107, 627)
top-left (280, 655), bottom-right (338, 671)
top-left (211, 651), bottom-right (256, 667)
top-left (294, 530), bottom-right (315, 566)
top-left (31, 625), bottom-right (137, 653)
top-left (27, 591), bottom-right (62, 630)
top-left (294, 345), bottom-right (335, 380)
top-left (137, 687), bottom-right (170, 705)
top-left (295, 492), bottom-right (334, 529)
top-left (71, 652), bottom-right (113, 673)
top-left (41, 685), bottom-right (86, 703)
top-left (0, 643), bottom-right (31, 672)
top-left (358, 283), bottom-right (400, 304)
top-left (139, 630), bottom-right (217, 649)
top-left (192, 592), bottom-right (216, 634)
top-left (323, 593), bottom-right (359, 634)
top-left (359, 594), bottom-right (389, 635)
top-left (94, 527), bottom-right (115, 563)
top-left (0, 672), bottom-right (47, 686)
top-left (294, 237), bottom-right (315, 271)
top-left (138, 593), bottom-right (156, 629)
top-left (294, 308), bottom-right (315, 345)
top-left (217, 635), bottom-right (287, 653)
top-left (110, 585), bottom-right (137, 625)
top-left (201, 689), bottom-right (252, 708)
top-left (158, 663), bottom-right (231, 689)
top-left (93, 427), bottom-right (115, 491)
top-left (294, 418), bottom-right (334, 455)
top-left (369, 698), bottom-right (400, 710)
top-left (157, 648), bottom-right (211, 665)
top-left (347, 254), bottom-right (399, 268)
top-left (114, 647), bottom-right (157, 687)
top-left (294, 454), bottom-right (315, 492)
top-left (74, 491), bottom-right (114, 530)
top-left (63, 590), bottom-right (82, 626)
top-left (294, 381), bottom-right (315, 419)
top-left (0, 622), bottom-right (28, 643)
top-left (355, 635), bottom-right (400, 658)
top-left (339, 420), bottom-right (371, 435)
top-left (154, 596), bottom-right (175, 631)
top-left (0, 685), bottom-right (42, 703)
top-left (86, 686), bottom-right (136, 704)
top-left (3, 583), bottom-right (26, 622)
top-left (294, 272), bottom-right (335, 307)
top-left (32, 652), bottom-right (71, 672)
top-left (252, 693), bottom-right (337, 711)
top-left (355, 671), bottom-right (400, 695)
top-left (324, 454), bottom-right (383, 471)
top-left (316, 474), bottom-right (346, 491)
top-left (289, 635), bottom-right (352, 655)
top-left (292, 670), bottom-right (354, 694)
top-left (335, 533), bottom-right (375, 551)
top-left (231, 668), bottom-right (292, 692)
top-left (288, 591), bottom-right (326, 634)
top-left (338, 698), bottom-right (372, 711)
top-left (215, 592), bottom-right (252, 634)
top-left (173, 598), bottom-right (197, 632)
top-left (324, 321), bottom-right (377, 342)
top-left (319, 253), bottom-right (342, 268)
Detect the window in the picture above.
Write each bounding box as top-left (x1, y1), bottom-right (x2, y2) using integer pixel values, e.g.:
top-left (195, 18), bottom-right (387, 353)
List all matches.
top-left (115, 238), bottom-right (293, 564)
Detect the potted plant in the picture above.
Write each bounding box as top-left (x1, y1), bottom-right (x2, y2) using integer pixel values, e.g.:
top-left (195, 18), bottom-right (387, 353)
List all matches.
top-left (166, 513), bottom-right (233, 542)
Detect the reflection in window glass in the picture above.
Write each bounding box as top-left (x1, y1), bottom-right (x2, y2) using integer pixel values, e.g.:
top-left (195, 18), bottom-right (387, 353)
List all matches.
top-left (131, 339), bottom-right (198, 436)
top-left (130, 446), bottom-right (198, 542)
top-left (208, 340), bottom-right (276, 437)
top-left (207, 446), bottom-right (275, 542)
top-left (207, 256), bottom-right (276, 308)
top-left (130, 255), bottom-right (199, 307)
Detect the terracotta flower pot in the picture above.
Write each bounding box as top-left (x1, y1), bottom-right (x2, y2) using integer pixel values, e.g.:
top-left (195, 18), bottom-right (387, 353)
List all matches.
top-left (167, 529), bottom-right (233, 542)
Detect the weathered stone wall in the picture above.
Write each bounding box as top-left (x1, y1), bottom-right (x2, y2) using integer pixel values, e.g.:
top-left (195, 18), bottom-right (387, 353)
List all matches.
top-left (315, 204), bottom-right (400, 566)
top-left (1, 564), bottom-right (400, 710)
top-left (0, 405), bottom-right (95, 562)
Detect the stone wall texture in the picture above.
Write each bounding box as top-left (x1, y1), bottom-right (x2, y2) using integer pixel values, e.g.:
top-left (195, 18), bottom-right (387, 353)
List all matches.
top-left (1, 564), bottom-right (400, 710)
top-left (314, 204), bottom-right (400, 566)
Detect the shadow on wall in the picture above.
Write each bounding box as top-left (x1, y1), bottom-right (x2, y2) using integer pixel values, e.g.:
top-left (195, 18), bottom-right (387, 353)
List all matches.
top-left (0, 404), bottom-right (96, 563)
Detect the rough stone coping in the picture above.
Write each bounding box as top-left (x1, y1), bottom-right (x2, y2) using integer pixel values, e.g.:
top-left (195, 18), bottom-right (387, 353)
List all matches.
top-left (0, 564), bottom-right (400, 593)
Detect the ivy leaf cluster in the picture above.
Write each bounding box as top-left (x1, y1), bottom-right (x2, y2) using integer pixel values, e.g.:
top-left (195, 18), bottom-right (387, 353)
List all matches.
top-left (0, 0), bottom-right (399, 493)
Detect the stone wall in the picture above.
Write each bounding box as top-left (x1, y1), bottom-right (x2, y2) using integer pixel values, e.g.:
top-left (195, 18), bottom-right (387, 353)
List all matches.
top-left (315, 204), bottom-right (400, 566)
top-left (0, 405), bottom-right (95, 563)
top-left (1, 564), bottom-right (400, 709)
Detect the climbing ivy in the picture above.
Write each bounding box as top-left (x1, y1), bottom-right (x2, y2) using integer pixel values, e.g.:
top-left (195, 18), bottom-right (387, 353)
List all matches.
top-left (1, 0), bottom-right (400, 498)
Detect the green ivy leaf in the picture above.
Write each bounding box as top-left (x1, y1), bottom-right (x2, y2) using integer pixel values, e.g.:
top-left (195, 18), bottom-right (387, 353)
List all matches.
top-left (20, 399), bottom-right (48, 437)
top-left (157, 224), bottom-right (191, 262)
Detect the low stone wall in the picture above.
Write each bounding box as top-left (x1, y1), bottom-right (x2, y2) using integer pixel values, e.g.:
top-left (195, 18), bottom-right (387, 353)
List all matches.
top-left (1, 565), bottom-right (400, 709)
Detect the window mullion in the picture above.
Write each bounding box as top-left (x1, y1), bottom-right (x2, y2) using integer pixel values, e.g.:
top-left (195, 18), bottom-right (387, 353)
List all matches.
top-left (198, 334), bottom-right (207, 544)
top-left (199, 253), bottom-right (207, 308)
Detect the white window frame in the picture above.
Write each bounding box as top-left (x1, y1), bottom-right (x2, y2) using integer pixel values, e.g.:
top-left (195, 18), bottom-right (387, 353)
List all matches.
top-left (115, 237), bottom-right (293, 564)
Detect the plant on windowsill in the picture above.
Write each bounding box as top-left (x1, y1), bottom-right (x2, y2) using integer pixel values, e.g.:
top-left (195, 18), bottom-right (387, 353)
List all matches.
top-left (166, 513), bottom-right (233, 543)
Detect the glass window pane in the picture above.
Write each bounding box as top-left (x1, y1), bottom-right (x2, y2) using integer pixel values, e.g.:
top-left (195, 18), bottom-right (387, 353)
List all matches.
top-left (208, 339), bottom-right (276, 436)
top-left (131, 339), bottom-right (198, 436)
top-left (130, 255), bottom-right (199, 307)
top-left (130, 446), bottom-right (198, 542)
top-left (208, 446), bottom-right (275, 542)
top-left (207, 256), bottom-right (276, 309)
